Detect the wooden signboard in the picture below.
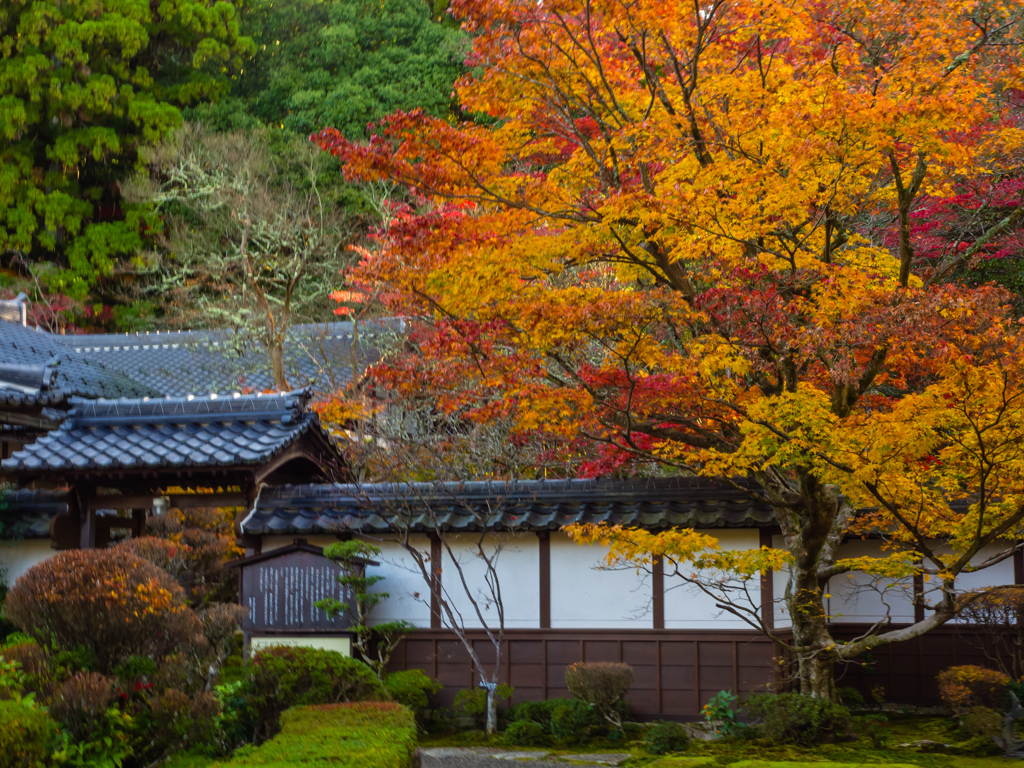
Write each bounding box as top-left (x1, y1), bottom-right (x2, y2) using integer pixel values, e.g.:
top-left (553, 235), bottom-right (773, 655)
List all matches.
top-left (227, 539), bottom-right (357, 650)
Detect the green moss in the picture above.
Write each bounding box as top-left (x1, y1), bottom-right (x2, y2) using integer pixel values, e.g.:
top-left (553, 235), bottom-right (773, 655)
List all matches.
top-left (219, 703), bottom-right (416, 768)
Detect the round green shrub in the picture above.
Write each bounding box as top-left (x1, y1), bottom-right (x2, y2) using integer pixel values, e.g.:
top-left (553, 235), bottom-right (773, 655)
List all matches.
top-left (513, 699), bottom-right (563, 728)
top-left (550, 699), bottom-right (596, 743)
top-left (744, 692), bottom-right (851, 745)
top-left (0, 700), bottom-right (55, 768)
top-left (384, 670), bottom-right (442, 729)
top-left (505, 719), bottom-right (548, 746)
top-left (244, 646), bottom-right (386, 743)
top-left (644, 720), bottom-right (690, 755)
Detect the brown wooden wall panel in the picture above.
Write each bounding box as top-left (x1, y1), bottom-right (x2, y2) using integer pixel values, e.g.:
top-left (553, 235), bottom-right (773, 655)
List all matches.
top-left (386, 626), bottom-right (980, 719)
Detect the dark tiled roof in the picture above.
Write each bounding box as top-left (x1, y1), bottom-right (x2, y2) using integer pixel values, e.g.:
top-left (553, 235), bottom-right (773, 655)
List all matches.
top-left (50, 320), bottom-right (398, 397)
top-left (0, 321), bottom-right (158, 404)
top-left (240, 477), bottom-right (775, 534)
top-left (2, 389), bottom-right (335, 474)
top-left (0, 488), bottom-right (67, 539)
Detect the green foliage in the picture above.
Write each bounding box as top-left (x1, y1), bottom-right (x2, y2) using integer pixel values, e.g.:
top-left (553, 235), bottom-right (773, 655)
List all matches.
top-left (644, 721), bottom-right (691, 755)
top-left (242, 646), bottom-right (386, 743)
top-left (702, 690), bottom-right (743, 736)
top-left (506, 697), bottom-right (599, 745)
top-left (862, 714), bottom-right (890, 748)
top-left (0, 0), bottom-right (254, 308)
top-left (383, 670), bottom-right (442, 730)
top-left (453, 684), bottom-right (513, 730)
top-left (836, 687), bottom-right (865, 708)
top-left (224, 703), bottom-right (416, 768)
top-left (549, 699), bottom-right (597, 744)
top-left (219, 0), bottom-right (467, 138)
top-left (511, 699), bottom-right (563, 729)
top-left (743, 693), bottom-right (852, 746)
top-left (503, 719), bottom-right (548, 747)
top-left (959, 706), bottom-right (1003, 739)
top-left (112, 657), bottom-right (158, 683)
top-left (0, 699), bottom-right (56, 768)
top-left (316, 541), bottom-right (414, 678)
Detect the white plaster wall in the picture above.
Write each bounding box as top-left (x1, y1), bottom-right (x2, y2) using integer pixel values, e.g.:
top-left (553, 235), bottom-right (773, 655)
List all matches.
top-left (931, 542), bottom-right (1016, 623)
top-left (826, 539), bottom-right (915, 623)
top-left (360, 534), bottom-right (433, 628)
top-left (664, 529), bottom-right (762, 629)
top-left (440, 532), bottom-right (539, 629)
top-left (772, 534), bottom-right (792, 629)
top-left (0, 539), bottom-right (56, 585)
top-left (550, 531), bottom-right (648, 628)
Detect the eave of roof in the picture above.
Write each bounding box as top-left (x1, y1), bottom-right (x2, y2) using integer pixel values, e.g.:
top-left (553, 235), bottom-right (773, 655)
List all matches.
top-left (241, 477), bottom-right (776, 534)
top-left (1, 389), bottom-right (340, 475)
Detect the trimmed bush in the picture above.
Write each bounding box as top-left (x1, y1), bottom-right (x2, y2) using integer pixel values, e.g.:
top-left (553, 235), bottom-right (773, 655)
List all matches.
top-left (743, 692), bottom-right (851, 745)
top-left (512, 698), bottom-right (563, 728)
top-left (49, 672), bottom-right (114, 743)
top-left (505, 719), bottom-right (548, 746)
top-left (0, 700), bottom-right (55, 768)
top-left (937, 665), bottom-right (1010, 714)
top-left (244, 646), bottom-right (387, 742)
top-left (565, 662), bottom-right (632, 729)
top-left (550, 698), bottom-right (597, 743)
top-left (383, 670), bottom-right (442, 729)
top-left (3, 548), bottom-right (198, 672)
top-left (645, 720), bottom-right (690, 755)
top-left (226, 703), bottom-right (416, 768)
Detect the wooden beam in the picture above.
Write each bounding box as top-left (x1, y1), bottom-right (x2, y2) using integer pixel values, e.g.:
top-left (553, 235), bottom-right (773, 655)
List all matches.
top-left (759, 528), bottom-right (775, 631)
top-left (538, 531), bottom-right (551, 629)
top-left (430, 534), bottom-right (442, 630)
top-left (913, 573), bottom-right (925, 623)
top-left (0, 410), bottom-right (62, 431)
top-left (652, 554), bottom-right (665, 630)
top-left (90, 492), bottom-right (247, 510)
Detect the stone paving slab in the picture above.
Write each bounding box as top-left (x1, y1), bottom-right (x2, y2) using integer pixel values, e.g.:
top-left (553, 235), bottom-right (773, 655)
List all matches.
top-left (560, 754), bottom-right (631, 765)
top-left (419, 747), bottom-right (633, 767)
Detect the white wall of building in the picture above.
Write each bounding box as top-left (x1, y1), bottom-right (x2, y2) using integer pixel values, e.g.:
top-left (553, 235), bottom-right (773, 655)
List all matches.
top-left (664, 529), bottom-right (762, 630)
top-left (550, 531), bottom-right (649, 628)
top-left (825, 539), bottom-right (915, 623)
top-left (440, 532), bottom-right (539, 629)
top-left (0, 539), bottom-right (56, 585)
top-left (361, 534), bottom-right (434, 628)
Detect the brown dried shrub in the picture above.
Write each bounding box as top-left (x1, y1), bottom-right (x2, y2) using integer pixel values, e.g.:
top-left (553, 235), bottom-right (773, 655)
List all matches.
top-left (565, 662), bottom-right (634, 729)
top-left (49, 673), bottom-right (114, 742)
top-left (2, 549), bottom-right (200, 672)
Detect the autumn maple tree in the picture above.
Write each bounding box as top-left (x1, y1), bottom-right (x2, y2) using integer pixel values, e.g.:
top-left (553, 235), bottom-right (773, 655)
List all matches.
top-left (315, 0), bottom-right (1024, 697)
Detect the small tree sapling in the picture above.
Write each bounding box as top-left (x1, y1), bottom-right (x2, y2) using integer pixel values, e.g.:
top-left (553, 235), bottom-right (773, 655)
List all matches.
top-left (315, 540), bottom-right (414, 678)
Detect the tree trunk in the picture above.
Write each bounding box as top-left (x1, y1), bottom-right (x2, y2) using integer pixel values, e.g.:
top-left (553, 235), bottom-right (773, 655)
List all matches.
top-left (485, 687), bottom-right (498, 736)
top-left (767, 473), bottom-right (848, 699)
top-left (270, 340), bottom-right (290, 391)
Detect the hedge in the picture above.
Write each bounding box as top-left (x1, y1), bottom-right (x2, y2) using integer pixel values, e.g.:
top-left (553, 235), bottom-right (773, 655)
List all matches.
top-left (224, 703), bottom-right (416, 768)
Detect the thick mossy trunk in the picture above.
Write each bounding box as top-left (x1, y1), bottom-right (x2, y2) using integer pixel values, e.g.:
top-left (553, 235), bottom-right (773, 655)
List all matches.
top-left (767, 473), bottom-right (849, 699)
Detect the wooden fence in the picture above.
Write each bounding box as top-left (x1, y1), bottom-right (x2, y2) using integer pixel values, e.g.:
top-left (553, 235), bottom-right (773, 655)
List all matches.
top-left (387, 625), bottom-right (1003, 718)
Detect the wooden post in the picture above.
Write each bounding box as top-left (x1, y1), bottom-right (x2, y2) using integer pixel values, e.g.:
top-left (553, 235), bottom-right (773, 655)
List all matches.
top-left (430, 534), bottom-right (442, 630)
top-left (76, 484), bottom-right (96, 549)
top-left (131, 509), bottom-right (146, 538)
top-left (913, 573), bottom-right (925, 623)
top-left (652, 554), bottom-right (664, 630)
top-left (538, 531), bottom-right (551, 629)
top-left (759, 528), bottom-right (775, 630)
top-left (1014, 546), bottom-right (1023, 584)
